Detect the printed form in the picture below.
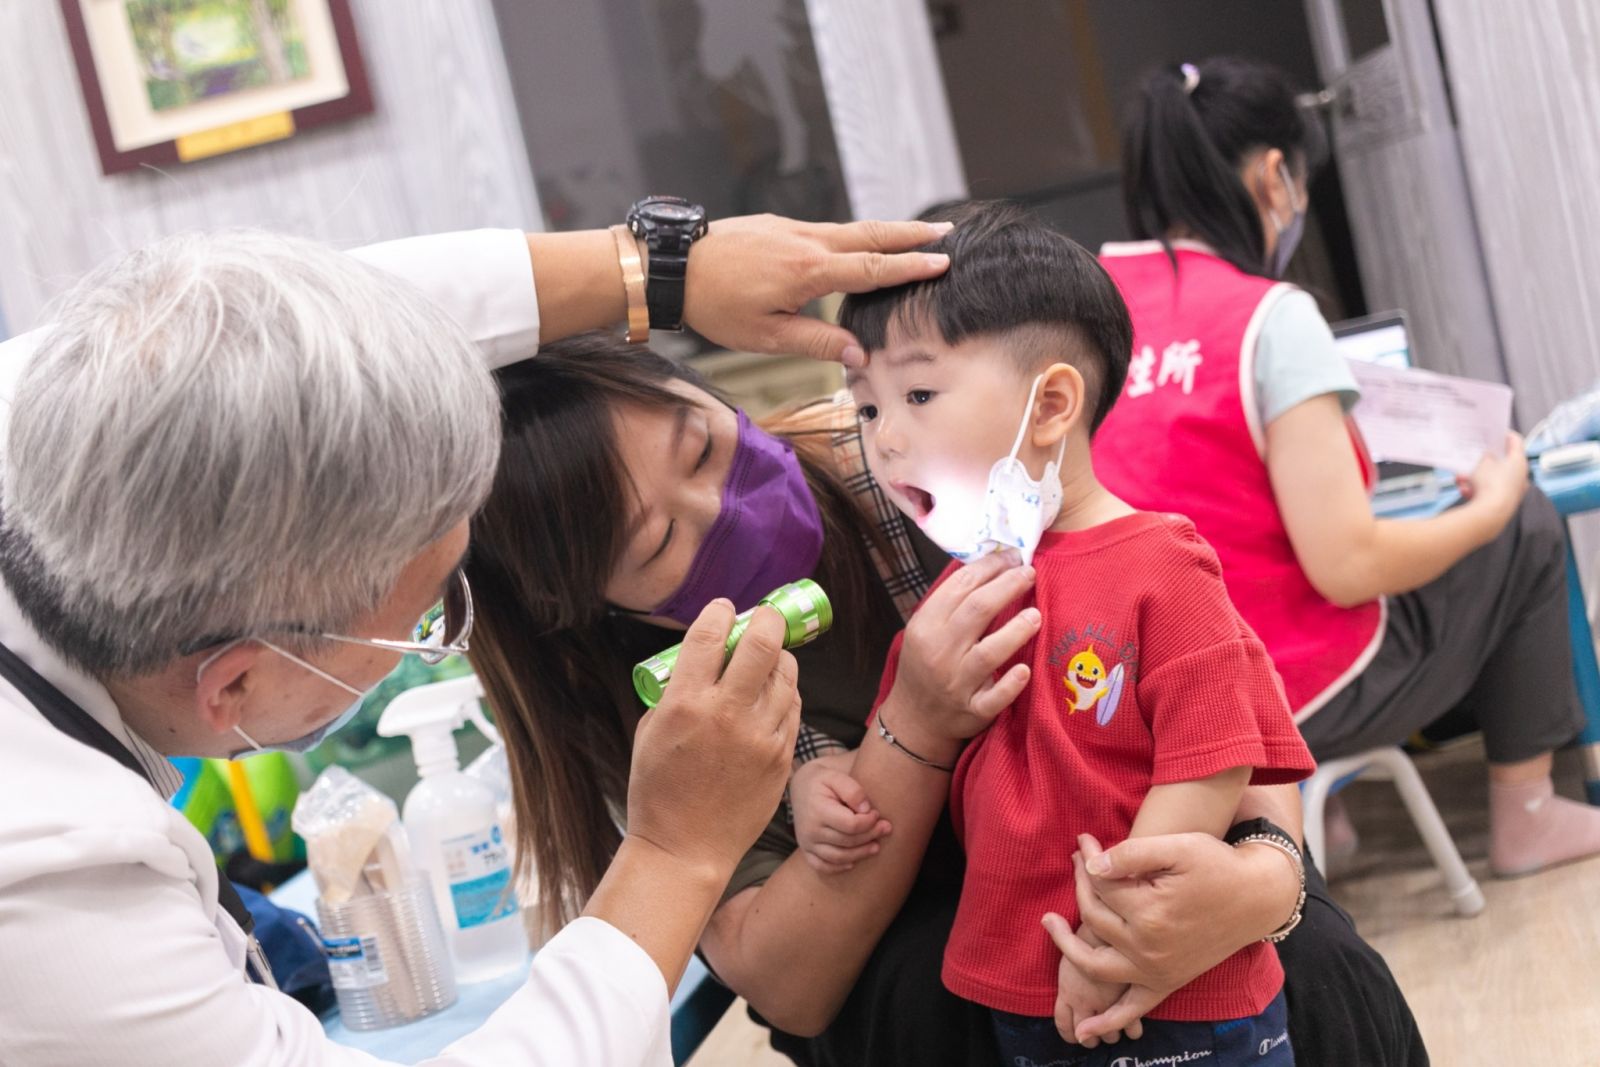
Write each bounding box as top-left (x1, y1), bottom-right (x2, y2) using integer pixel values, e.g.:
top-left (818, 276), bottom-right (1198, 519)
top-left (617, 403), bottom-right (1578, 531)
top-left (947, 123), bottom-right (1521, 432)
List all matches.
top-left (1346, 359), bottom-right (1514, 473)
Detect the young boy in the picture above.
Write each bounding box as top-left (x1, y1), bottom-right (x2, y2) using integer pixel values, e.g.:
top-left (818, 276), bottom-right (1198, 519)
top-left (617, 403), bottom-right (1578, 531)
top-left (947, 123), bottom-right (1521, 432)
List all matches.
top-left (806, 201), bottom-right (1315, 1065)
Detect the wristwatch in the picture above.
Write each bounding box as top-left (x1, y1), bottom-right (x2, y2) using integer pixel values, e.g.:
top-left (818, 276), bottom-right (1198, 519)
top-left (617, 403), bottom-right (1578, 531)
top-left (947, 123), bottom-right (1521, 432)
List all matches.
top-left (1225, 817), bottom-right (1306, 943)
top-left (626, 195), bottom-right (708, 332)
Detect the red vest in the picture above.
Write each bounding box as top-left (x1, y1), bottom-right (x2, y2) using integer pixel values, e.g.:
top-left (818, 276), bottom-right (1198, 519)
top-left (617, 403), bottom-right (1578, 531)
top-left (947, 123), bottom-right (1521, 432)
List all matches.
top-left (1093, 242), bottom-right (1383, 719)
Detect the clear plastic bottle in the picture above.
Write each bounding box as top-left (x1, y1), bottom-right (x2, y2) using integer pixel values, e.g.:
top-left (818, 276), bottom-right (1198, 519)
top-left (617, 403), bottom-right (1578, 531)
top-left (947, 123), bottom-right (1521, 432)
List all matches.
top-left (378, 676), bottom-right (528, 983)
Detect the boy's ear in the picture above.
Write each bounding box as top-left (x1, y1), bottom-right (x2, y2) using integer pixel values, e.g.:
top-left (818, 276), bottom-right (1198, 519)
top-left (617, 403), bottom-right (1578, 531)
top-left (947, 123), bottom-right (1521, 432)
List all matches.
top-left (1031, 362), bottom-right (1086, 450)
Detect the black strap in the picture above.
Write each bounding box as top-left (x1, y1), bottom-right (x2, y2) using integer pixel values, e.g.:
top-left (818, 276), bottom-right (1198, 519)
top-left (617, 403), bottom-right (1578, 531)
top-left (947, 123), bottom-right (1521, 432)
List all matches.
top-left (0, 640), bottom-right (257, 940)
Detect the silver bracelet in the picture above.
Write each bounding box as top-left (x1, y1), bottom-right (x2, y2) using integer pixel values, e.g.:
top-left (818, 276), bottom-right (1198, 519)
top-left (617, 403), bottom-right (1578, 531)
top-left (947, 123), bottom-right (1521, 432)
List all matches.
top-left (874, 713), bottom-right (956, 772)
top-left (1232, 833), bottom-right (1307, 943)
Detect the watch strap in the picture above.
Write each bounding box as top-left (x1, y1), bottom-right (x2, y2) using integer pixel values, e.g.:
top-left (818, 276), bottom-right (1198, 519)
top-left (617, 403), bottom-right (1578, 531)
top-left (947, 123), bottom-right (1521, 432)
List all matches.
top-left (645, 247), bottom-right (688, 332)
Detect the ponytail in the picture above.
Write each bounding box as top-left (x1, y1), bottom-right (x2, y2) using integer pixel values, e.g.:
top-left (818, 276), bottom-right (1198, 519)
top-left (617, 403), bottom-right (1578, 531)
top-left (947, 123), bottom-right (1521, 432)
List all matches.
top-left (1121, 56), bottom-right (1324, 278)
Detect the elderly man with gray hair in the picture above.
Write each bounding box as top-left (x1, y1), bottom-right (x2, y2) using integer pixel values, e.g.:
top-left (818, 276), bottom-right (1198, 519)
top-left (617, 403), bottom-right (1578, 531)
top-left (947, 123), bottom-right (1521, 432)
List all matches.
top-left (0, 215), bottom-right (952, 1066)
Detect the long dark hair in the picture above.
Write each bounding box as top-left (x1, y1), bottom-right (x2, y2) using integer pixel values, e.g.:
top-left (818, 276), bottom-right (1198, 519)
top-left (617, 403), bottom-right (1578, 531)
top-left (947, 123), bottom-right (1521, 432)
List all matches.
top-left (466, 332), bottom-right (895, 931)
top-left (1121, 56), bottom-right (1326, 276)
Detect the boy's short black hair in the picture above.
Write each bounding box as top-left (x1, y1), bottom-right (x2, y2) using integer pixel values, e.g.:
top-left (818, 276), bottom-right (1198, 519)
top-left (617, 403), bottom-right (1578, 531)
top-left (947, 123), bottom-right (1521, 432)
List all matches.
top-left (838, 199), bottom-right (1133, 433)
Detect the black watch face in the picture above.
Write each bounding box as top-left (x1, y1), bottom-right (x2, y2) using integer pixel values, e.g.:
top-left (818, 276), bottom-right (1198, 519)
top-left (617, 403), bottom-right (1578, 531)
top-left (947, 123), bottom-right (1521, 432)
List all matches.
top-left (648, 202), bottom-right (701, 222)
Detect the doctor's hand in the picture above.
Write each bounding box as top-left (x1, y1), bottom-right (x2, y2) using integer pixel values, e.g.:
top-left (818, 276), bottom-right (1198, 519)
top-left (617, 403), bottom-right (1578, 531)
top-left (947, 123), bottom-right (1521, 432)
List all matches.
top-left (684, 215), bottom-right (953, 366)
top-left (625, 600), bottom-right (802, 883)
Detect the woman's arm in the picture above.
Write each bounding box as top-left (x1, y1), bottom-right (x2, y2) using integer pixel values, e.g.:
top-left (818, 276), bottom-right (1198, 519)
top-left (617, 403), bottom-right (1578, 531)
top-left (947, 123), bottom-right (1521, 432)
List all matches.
top-left (530, 216), bottom-right (954, 360)
top-left (699, 552), bottom-right (1041, 1036)
top-left (350, 216), bottom-right (952, 372)
top-left (699, 720), bottom-right (953, 1036)
top-left (1266, 394), bottom-right (1528, 607)
top-left (1053, 784), bottom-right (1307, 1004)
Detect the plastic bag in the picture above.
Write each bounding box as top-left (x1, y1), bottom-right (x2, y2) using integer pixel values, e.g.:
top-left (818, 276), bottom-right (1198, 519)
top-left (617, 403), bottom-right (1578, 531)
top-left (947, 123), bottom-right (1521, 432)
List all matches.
top-left (1528, 384), bottom-right (1600, 454)
top-left (291, 766), bottom-right (412, 903)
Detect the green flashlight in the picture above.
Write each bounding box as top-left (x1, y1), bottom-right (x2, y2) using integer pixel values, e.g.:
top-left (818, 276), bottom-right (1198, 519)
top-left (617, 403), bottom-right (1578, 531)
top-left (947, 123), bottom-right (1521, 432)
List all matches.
top-left (632, 579), bottom-right (834, 708)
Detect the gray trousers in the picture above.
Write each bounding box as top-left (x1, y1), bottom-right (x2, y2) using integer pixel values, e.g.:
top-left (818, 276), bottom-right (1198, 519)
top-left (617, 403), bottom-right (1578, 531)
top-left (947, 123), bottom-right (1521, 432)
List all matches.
top-left (1299, 487), bottom-right (1585, 765)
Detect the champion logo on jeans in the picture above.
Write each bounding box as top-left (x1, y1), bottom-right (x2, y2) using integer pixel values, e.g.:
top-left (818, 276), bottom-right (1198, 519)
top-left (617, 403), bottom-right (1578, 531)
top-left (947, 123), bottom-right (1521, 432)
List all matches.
top-left (1109, 1052), bottom-right (1214, 1067)
top-left (1259, 1031), bottom-right (1290, 1055)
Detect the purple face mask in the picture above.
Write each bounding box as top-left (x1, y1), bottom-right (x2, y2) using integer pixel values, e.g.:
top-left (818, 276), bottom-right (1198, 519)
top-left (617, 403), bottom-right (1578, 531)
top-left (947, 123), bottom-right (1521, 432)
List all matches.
top-left (651, 411), bottom-right (825, 625)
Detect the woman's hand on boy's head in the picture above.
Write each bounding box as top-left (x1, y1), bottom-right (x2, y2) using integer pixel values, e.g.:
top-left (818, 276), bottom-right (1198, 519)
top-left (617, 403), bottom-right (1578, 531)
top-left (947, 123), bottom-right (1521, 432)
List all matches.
top-left (790, 755), bottom-right (891, 874)
top-left (683, 215), bottom-right (952, 366)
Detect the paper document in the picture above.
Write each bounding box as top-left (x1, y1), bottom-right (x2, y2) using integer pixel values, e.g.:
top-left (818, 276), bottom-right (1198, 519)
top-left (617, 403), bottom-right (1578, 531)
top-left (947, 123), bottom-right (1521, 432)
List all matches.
top-left (1346, 359), bottom-right (1514, 473)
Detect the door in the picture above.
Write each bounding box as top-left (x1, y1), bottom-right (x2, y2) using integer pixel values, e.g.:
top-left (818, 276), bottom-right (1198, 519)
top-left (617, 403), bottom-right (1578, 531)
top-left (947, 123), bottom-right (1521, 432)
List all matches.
top-left (1302, 0), bottom-right (1506, 383)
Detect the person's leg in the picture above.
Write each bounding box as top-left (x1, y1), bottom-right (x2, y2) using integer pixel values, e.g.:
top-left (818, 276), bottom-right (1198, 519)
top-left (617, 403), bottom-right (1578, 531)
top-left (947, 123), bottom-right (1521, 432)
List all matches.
top-left (1277, 851), bottom-right (1430, 1066)
top-left (1211, 990), bottom-right (1294, 1065)
top-left (989, 1010), bottom-right (1093, 1067)
top-left (1446, 491), bottom-right (1598, 874)
top-left (1301, 490), bottom-right (1598, 875)
top-left (761, 817), bottom-right (998, 1066)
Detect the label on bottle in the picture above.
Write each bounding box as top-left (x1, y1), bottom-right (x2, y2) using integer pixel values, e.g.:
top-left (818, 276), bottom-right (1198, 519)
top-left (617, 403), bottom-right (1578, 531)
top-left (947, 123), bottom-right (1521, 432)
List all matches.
top-left (323, 935), bottom-right (388, 990)
top-left (442, 824), bottom-right (518, 928)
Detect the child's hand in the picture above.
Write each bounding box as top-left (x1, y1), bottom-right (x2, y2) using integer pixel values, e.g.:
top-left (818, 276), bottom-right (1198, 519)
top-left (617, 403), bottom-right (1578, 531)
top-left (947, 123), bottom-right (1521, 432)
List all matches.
top-left (790, 753), bottom-right (891, 874)
top-left (1043, 915), bottom-right (1141, 1048)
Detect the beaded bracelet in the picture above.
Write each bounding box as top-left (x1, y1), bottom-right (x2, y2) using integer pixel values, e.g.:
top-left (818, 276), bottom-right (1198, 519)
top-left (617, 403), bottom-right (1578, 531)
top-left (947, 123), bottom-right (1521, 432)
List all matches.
top-left (1226, 823), bottom-right (1307, 943)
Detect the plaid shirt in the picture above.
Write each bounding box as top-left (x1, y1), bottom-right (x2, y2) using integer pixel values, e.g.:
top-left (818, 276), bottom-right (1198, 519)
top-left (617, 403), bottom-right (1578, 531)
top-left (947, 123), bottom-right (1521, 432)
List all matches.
top-left (788, 391), bottom-right (935, 776)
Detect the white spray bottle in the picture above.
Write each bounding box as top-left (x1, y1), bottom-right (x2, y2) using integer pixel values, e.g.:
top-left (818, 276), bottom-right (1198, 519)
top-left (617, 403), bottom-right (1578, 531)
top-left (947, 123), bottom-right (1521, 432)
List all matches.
top-left (378, 675), bottom-right (529, 982)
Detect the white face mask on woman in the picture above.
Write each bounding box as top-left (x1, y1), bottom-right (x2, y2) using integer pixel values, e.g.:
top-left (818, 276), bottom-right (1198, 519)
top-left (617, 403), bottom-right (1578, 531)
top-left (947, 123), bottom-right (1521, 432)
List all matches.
top-left (1267, 160), bottom-right (1306, 278)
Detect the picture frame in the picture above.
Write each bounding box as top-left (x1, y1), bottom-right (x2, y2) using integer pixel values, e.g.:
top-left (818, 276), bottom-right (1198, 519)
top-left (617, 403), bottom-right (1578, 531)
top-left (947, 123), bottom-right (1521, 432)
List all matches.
top-left (59, 0), bottom-right (374, 175)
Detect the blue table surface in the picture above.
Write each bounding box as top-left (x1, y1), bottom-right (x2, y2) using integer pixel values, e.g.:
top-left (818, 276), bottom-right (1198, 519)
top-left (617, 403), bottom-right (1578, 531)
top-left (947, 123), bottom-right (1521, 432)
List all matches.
top-left (1372, 460), bottom-right (1600, 519)
top-left (272, 870), bottom-right (715, 1063)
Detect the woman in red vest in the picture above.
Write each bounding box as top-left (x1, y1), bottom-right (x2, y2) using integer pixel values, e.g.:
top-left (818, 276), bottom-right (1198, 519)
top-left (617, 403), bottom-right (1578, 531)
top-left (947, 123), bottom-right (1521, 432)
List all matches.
top-left (1093, 55), bottom-right (1599, 880)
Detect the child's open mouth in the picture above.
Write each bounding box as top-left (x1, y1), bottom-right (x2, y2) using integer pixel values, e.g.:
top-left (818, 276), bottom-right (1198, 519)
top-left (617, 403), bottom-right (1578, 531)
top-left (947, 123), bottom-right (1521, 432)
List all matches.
top-left (894, 482), bottom-right (936, 522)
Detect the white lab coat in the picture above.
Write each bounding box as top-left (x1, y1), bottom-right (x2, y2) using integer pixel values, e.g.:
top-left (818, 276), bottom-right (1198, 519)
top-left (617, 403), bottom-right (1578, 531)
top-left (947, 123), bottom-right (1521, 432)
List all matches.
top-left (0, 231), bottom-right (673, 1067)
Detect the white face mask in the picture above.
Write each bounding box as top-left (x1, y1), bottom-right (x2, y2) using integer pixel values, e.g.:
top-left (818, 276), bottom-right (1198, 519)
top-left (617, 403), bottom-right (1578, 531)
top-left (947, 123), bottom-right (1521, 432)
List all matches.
top-left (199, 639), bottom-right (377, 756)
top-left (1268, 160), bottom-right (1306, 278)
top-left (933, 375), bottom-right (1067, 567)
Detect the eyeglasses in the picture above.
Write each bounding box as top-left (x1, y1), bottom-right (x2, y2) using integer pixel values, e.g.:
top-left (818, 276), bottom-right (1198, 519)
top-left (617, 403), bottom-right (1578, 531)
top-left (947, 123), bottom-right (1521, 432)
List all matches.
top-left (321, 567), bottom-right (474, 665)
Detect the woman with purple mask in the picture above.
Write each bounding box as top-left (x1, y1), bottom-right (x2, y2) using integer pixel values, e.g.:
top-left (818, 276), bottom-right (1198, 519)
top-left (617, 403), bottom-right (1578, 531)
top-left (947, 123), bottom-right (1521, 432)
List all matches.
top-left (460, 330), bottom-right (1427, 1066)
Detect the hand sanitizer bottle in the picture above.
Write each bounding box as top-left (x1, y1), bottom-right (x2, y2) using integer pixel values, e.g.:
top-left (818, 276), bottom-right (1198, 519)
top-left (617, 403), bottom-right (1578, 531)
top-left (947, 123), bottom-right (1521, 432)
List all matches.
top-left (378, 675), bottom-right (528, 983)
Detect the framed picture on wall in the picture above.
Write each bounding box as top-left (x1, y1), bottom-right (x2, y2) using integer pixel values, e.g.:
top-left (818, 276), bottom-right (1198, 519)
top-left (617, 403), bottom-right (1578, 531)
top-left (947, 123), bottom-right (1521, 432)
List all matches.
top-left (59, 0), bottom-right (374, 175)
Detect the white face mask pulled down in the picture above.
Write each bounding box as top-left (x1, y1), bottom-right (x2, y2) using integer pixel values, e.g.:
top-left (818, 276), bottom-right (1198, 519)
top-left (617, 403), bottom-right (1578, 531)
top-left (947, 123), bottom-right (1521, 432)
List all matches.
top-left (199, 639), bottom-right (376, 756)
top-left (937, 375), bottom-right (1067, 567)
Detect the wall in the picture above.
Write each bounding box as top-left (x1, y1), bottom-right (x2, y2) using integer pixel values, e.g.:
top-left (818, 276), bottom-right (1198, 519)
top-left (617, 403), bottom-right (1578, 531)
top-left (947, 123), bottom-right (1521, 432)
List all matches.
top-left (0, 0), bottom-right (539, 332)
top-left (1430, 0), bottom-right (1600, 600)
top-left (803, 0), bottom-right (966, 220)
top-left (1431, 0), bottom-right (1600, 428)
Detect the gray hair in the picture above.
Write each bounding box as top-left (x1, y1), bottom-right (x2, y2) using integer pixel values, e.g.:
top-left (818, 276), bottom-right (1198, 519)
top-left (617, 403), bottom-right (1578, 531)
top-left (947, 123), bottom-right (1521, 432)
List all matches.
top-left (0, 229), bottom-right (501, 676)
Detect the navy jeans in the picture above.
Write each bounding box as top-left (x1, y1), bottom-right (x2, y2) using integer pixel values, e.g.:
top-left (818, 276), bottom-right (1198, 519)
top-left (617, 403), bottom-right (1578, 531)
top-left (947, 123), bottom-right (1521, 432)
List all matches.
top-left (990, 988), bottom-right (1293, 1067)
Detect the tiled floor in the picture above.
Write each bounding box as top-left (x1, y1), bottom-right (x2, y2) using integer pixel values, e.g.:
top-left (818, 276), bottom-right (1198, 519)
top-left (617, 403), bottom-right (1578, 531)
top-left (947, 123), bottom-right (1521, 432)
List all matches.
top-left (689, 739), bottom-right (1600, 1066)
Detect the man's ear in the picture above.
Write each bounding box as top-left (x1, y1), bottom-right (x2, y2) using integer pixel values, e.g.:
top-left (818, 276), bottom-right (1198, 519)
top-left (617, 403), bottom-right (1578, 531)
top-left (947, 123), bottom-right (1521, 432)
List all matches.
top-left (193, 642), bottom-right (263, 735)
top-left (1033, 362), bottom-right (1087, 450)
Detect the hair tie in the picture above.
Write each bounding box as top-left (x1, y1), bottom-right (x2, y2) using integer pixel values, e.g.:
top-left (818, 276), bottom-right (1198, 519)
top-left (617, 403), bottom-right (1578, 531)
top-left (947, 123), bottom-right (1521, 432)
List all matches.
top-left (1180, 63), bottom-right (1201, 96)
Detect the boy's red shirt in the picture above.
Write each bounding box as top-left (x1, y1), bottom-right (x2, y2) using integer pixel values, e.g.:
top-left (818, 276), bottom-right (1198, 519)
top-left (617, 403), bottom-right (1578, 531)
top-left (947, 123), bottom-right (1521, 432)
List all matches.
top-left (871, 512), bottom-right (1314, 1020)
